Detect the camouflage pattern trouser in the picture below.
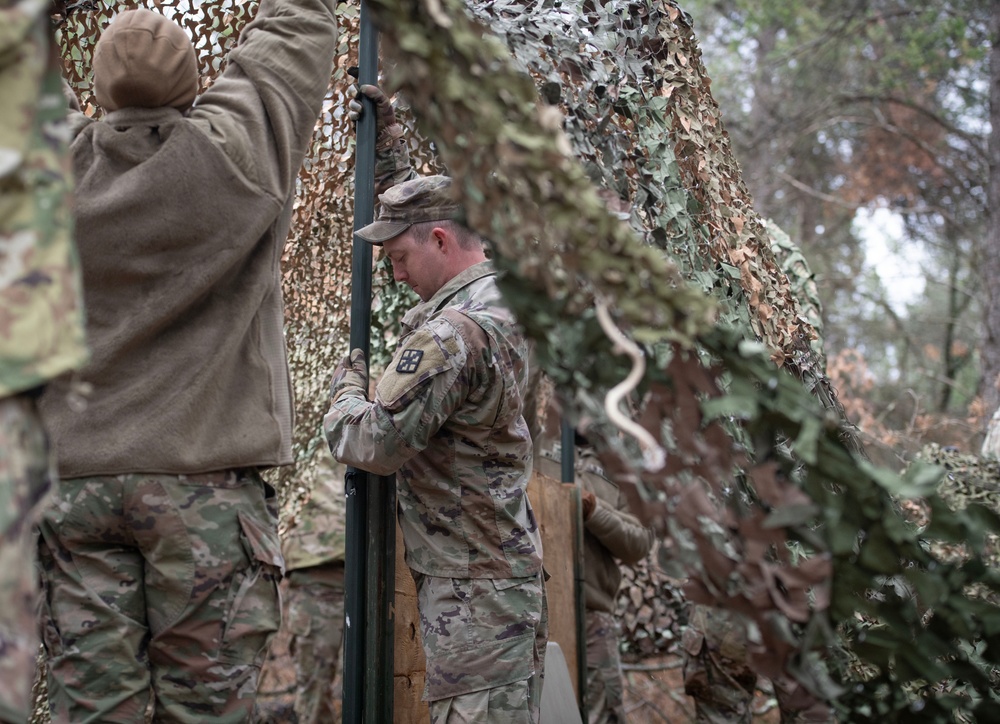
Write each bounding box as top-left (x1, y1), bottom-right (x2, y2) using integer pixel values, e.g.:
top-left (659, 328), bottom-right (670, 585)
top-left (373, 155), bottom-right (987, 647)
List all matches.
top-left (682, 604), bottom-right (834, 724)
top-left (286, 563), bottom-right (346, 724)
top-left (415, 572), bottom-right (548, 724)
top-left (584, 610), bottom-right (626, 724)
top-left (37, 469), bottom-right (284, 724)
top-left (0, 394), bottom-right (53, 724)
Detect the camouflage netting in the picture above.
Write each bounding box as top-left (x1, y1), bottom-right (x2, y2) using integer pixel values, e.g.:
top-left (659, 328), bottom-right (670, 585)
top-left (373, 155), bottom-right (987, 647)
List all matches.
top-left (911, 446), bottom-right (1000, 595)
top-left (363, 0), bottom-right (1000, 719)
top-left (615, 545), bottom-right (687, 661)
top-left (55, 0), bottom-right (1000, 720)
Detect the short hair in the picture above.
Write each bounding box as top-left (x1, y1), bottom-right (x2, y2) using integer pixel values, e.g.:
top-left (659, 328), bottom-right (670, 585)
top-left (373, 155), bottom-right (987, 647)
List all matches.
top-left (409, 220), bottom-right (483, 251)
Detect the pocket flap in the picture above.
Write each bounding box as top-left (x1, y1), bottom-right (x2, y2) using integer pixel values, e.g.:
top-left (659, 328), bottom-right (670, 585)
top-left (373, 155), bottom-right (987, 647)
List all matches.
top-left (238, 510), bottom-right (285, 575)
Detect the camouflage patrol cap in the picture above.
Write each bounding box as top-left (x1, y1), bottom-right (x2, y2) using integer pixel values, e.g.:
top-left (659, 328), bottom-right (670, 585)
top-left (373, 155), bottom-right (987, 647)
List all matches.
top-left (355, 175), bottom-right (462, 244)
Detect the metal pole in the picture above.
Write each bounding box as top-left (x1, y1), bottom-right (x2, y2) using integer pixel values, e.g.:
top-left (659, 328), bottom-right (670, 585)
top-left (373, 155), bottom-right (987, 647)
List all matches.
top-left (561, 418), bottom-right (575, 484)
top-left (344, 4), bottom-right (395, 721)
top-left (342, 466), bottom-right (368, 723)
top-left (561, 418), bottom-right (588, 720)
top-left (365, 465), bottom-right (396, 723)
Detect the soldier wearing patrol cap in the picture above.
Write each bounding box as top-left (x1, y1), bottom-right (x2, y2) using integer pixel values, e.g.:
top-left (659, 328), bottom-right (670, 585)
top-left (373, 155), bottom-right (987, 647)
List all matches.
top-left (324, 174), bottom-right (547, 723)
top-left (35, 0), bottom-right (340, 719)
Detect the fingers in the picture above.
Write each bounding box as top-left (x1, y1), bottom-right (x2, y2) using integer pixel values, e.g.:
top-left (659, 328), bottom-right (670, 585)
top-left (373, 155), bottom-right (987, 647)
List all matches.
top-left (348, 84), bottom-right (394, 126)
top-left (347, 96), bottom-right (363, 123)
top-left (358, 84), bottom-right (387, 102)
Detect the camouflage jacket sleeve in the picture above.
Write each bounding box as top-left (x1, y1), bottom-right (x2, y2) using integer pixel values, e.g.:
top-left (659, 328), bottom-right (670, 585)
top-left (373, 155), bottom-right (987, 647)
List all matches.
top-left (373, 124), bottom-right (415, 196)
top-left (0, 1), bottom-right (88, 396)
top-left (323, 314), bottom-right (475, 475)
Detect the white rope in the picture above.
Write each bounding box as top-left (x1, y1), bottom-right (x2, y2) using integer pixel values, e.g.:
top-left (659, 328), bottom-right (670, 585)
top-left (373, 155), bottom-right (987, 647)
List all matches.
top-left (595, 297), bottom-right (666, 471)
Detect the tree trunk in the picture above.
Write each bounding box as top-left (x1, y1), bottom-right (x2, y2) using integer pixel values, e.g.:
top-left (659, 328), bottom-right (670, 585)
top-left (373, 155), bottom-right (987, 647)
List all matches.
top-left (982, 3), bottom-right (1000, 421)
top-left (939, 245), bottom-right (961, 412)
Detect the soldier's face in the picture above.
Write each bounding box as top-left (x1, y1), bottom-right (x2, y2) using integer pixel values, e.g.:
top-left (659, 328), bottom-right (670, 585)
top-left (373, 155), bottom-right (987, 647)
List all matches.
top-left (383, 229), bottom-right (447, 301)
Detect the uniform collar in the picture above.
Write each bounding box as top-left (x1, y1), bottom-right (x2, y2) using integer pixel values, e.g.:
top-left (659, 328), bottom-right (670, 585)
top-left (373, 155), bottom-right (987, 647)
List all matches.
top-left (401, 261), bottom-right (495, 332)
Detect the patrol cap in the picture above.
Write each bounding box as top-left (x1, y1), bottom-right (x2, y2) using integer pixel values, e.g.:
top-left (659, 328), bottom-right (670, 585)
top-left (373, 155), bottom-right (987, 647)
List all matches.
top-left (93, 9), bottom-right (199, 113)
top-left (355, 175), bottom-right (462, 244)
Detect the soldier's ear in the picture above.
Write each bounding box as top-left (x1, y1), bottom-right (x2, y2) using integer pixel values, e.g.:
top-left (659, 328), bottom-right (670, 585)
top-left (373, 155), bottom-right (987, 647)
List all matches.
top-left (431, 226), bottom-right (448, 251)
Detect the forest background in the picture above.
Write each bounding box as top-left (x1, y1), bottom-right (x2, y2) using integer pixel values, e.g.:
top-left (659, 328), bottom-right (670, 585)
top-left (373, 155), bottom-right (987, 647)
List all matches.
top-left (685, 0), bottom-right (999, 465)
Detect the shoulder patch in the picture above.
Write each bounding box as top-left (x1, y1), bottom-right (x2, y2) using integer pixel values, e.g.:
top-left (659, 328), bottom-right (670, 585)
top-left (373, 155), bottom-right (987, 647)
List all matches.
top-left (396, 349), bottom-right (425, 374)
top-left (377, 324), bottom-right (459, 407)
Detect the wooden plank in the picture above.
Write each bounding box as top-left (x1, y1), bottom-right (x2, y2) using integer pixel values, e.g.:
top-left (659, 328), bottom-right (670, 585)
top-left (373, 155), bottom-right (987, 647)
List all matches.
top-left (393, 523), bottom-right (430, 721)
top-left (529, 470), bottom-right (579, 696)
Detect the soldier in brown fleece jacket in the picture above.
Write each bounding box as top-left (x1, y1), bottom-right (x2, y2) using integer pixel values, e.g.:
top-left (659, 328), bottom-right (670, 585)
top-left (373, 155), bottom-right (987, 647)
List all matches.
top-left (37, 1), bottom-right (339, 720)
top-left (538, 437), bottom-right (655, 724)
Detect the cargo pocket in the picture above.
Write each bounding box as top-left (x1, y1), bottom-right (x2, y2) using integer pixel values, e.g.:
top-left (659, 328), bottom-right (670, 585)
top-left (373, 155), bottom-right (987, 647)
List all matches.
top-left (423, 577), bottom-right (539, 701)
top-left (219, 510), bottom-right (284, 666)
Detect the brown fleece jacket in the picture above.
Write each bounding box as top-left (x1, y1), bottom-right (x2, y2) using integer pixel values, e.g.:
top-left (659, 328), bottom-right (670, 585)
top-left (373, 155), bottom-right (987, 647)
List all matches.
top-left (537, 447), bottom-right (655, 613)
top-left (40, 0), bottom-right (338, 477)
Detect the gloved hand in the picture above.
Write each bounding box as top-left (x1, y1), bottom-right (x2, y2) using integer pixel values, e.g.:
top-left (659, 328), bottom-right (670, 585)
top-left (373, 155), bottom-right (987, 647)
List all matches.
top-left (346, 71), bottom-right (412, 195)
top-left (346, 73), bottom-right (399, 148)
top-left (330, 348), bottom-right (369, 404)
top-left (581, 489), bottom-right (597, 520)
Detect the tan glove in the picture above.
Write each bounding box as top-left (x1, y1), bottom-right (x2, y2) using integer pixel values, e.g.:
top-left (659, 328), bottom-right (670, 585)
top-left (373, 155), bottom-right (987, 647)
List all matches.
top-left (346, 74), bottom-right (413, 195)
top-left (330, 348), bottom-right (369, 404)
top-left (347, 82), bottom-right (399, 148)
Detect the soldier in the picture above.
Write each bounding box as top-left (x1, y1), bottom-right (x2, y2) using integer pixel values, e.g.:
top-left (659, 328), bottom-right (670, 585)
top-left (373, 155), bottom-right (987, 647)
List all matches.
top-left (0, 1), bottom-right (88, 721)
top-left (324, 174), bottom-right (547, 723)
top-left (34, 1), bottom-right (339, 720)
top-left (537, 435), bottom-right (654, 724)
top-left (281, 450), bottom-right (348, 724)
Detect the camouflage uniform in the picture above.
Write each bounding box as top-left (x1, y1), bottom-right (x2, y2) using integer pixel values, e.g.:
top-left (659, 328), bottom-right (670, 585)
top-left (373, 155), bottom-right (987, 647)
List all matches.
top-left (281, 452), bottom-right (347, 724)
top-left (326, 177), bottom-right (546, 722)
top-left (683, 223), bottom-right (833, 723)
top-left (37, 470), bottom-right (283, 723)
top-left (1, 1), bottom-right (87, 720)
top-left (537, 446), bottom-right (654, 724)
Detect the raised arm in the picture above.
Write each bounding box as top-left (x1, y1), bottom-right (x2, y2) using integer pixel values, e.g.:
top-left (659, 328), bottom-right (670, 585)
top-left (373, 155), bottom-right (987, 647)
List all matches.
top-left (187, 0), bottom-right (339, 199)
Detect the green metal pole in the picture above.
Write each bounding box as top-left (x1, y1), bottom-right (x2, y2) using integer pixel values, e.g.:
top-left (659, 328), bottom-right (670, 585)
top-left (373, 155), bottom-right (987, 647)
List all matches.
top-left (562, 419), bottom-right (588, 720)
top-left (344, 4), bottom-right (395, 721)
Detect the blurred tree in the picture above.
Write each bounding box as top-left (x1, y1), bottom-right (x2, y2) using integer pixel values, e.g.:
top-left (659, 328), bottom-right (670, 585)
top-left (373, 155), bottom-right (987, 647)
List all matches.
top-left (686, 0), bottom-right (994, 436)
